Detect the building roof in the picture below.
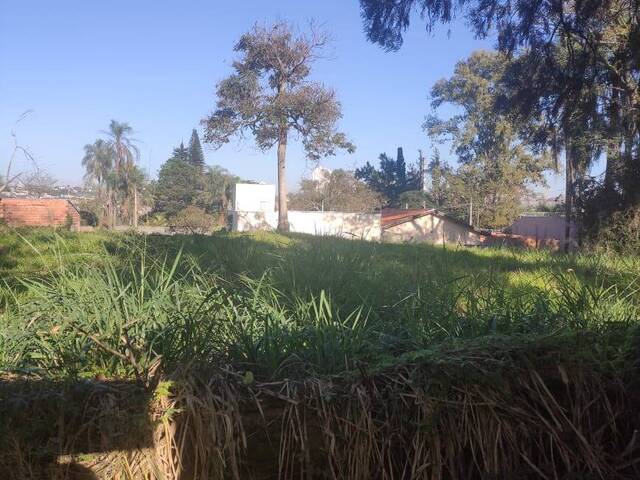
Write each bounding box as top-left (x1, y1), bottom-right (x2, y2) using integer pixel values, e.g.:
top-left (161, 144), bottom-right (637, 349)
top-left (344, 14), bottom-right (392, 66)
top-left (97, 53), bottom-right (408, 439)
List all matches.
top-left (381, 208), bottom-right (476, 231)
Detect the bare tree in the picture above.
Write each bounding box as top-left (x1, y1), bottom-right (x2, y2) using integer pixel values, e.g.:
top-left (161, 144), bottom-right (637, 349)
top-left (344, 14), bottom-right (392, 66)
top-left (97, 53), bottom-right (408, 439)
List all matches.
top-left (202, 22), bottom-right (355, 231)
top-left (22, 169), bottom-right (58, 198)
top-left (1, 111), bottom-right (38, 194)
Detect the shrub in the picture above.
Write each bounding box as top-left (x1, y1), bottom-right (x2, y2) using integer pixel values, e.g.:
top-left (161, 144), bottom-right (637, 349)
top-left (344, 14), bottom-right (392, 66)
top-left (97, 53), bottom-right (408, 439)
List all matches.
top-left (79, 209), bottom-right (98, 226)
top-left (587, 207), bottom-right (640, 255)
top-left (170, 206), bottom-right (215, 234)
top-left (63, 213), bottom-right (74, 231)
top-left (142, 212), bottom-right (169, 227)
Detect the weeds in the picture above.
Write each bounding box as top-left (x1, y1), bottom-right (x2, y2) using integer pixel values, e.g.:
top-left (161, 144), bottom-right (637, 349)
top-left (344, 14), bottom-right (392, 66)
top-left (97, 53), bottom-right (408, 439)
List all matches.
top-left (2, 230), bottom-right (640, 478)
top-left (1, 230), bottom-right (639, 380)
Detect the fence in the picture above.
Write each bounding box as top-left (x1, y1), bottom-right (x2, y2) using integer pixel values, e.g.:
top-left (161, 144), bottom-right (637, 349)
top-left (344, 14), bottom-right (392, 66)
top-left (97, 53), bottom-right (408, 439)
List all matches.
top-left (230, 210), bottom-right (382, 241)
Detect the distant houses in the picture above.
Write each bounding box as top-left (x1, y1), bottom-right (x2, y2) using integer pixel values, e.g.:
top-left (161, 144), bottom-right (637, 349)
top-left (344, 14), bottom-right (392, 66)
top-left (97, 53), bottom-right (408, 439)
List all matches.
top-left (228, 183), bottom-right (561, 248)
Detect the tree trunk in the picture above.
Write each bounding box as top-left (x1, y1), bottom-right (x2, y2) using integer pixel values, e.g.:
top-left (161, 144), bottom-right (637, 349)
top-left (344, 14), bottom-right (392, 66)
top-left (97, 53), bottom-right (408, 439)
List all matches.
top-left (604, 84), bottom-right (621, 196)
top-left (97, 182), bottom-right (103, 228)
top-left (110, 191), bottom-right (117, 229)
top-left (564, 140), bottom-right (574, 253)
top-left (133, 187), bottom-right (138, 229)
top-left (277, 127), bottom-right (289, 232)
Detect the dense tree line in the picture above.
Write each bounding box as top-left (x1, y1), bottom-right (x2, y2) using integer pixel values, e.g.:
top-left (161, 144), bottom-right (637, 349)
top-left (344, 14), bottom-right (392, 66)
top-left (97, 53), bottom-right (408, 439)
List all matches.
top-left (82, 120), bottom-right (146, 228)
top-left (82, 126), bottom-right (241, 232)
top-left (289, 169), bottom-right (382, 212)
top-left (152, 129), bottom-right (241, 228)
top-left (360, 0), bottom-right (640, 247)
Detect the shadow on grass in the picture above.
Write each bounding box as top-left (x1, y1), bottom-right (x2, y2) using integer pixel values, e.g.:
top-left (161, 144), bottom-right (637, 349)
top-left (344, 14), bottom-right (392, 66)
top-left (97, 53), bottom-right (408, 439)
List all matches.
top-left (0, 377), bottom-right (153, 480)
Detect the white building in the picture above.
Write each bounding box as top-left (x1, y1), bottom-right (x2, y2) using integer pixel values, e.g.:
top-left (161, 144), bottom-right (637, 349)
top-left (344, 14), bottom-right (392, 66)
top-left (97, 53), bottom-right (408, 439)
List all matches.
top-left (231, 183), bottom-right (275, 212)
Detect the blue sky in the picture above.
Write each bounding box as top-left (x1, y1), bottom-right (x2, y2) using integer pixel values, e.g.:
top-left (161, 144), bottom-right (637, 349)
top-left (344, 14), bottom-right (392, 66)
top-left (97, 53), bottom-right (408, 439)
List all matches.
top-left (0, 0), bottom-right (563, 193)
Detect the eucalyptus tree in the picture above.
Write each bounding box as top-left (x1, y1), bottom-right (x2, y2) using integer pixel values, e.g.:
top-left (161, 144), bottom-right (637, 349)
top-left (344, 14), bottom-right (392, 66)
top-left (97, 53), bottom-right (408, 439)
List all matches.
top-left (202, 22), bottom-right (355, 230)
top-left (104, 120), bottom-right (140, 227)
top-left (425, 51), bottom-right (550, 228)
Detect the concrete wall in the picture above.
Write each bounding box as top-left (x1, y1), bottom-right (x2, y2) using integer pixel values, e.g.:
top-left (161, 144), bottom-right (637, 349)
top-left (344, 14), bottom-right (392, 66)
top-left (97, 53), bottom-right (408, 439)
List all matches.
top-left (0, 198), bottom-right (80, 229)
top-left (510, 215), bottom-right (573, 244)
top-left (383, 213), bottom-right (485, 245)
top-left (232, 184), bottom-right (276, 213)
top-left (231, 210), bottom-right (381, 241)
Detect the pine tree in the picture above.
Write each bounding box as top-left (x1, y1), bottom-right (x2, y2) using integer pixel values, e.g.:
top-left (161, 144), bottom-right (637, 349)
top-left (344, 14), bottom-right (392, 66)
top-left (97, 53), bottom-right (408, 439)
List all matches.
top-left (188, 129), bottom-right (205, 168)
top-left (355, 147), bottom-right (421, 206)
top-left (171, 142), bottom-right (189, 163)
top-left (395, 147), bottom-right (406, 187)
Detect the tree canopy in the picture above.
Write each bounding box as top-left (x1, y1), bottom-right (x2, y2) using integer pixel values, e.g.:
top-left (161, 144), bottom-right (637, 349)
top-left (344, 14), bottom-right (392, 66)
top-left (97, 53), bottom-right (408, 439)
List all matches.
top-left (155, 151), bottom-right (206, 218)
top-left (360, 0), bottom-right (640, 243)
top-left (355, 147), bottom-right (421, 206)
top-left (202, 22), bottom-right (355, 230)
top-left (289, 169), bottom-right (382, 212)
top-left (425, 50), bottom-right (550, 228)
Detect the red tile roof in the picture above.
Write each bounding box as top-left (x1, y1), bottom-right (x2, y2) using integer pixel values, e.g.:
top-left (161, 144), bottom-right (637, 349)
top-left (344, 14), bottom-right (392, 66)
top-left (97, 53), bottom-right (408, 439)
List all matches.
top-left (381, 208), bottom-right (475, 230)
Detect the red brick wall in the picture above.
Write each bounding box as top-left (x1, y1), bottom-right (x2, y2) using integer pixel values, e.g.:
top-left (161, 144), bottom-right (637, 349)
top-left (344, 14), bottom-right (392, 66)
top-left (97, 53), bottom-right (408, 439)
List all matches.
top-left (0, 198), bottom-right (80, 229)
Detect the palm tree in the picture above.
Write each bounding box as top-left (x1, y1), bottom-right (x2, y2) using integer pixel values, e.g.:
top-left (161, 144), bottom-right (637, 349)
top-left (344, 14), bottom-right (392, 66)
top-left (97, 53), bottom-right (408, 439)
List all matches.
top-left (104, 120), bottom-right (140, 227)
top-left (82, 139), bottom-right (114, 227)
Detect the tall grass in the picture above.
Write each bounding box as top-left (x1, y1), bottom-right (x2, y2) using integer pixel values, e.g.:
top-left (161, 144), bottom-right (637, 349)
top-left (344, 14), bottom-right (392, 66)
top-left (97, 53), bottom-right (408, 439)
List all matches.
top-left (2, 230), bottom-right (640, 478)
top-left (1, 230), bottom-right (638, 380)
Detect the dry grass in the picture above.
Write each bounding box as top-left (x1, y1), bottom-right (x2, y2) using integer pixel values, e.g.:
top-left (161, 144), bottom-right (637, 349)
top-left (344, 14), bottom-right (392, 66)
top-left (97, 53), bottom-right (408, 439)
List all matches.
top-left (2, 332), bottom-right (639, 479)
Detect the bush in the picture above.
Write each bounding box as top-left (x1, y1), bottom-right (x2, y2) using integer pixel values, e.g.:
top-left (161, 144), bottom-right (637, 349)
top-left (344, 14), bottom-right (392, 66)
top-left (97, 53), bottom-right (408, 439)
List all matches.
top-left (170, 206), bottom-right (215, 234)
top-left (142, 212), bottom-right (169, 227)
top-left (587, 207), bottom-right (640, 255)
top-left (79, 209), bottom-right (98, 227)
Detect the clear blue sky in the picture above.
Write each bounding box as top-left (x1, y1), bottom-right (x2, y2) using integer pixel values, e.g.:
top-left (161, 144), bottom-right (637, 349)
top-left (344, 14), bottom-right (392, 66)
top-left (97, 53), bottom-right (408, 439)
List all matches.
top-left (0, 0), bottom-right (563, 193)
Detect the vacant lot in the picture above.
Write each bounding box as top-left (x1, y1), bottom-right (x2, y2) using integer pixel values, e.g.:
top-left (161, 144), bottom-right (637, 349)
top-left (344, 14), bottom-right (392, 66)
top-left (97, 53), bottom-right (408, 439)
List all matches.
top-left (1, 228), bottom-right (639, 378)
top-left (1, 229), bottom-right (639, 479)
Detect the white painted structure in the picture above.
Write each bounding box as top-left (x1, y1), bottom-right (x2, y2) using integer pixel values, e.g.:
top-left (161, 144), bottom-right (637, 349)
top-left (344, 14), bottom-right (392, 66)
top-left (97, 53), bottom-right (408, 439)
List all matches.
top-left (231, 210), bottom-right (381, 241)
top-left (509, 214), bottom-right (574, 245)
top-left (230, 183), bottom-right (381, 241)
top-left (232, 183), bottom-right (275, 213)
top-left (382, 211), bottom-right (484, 245)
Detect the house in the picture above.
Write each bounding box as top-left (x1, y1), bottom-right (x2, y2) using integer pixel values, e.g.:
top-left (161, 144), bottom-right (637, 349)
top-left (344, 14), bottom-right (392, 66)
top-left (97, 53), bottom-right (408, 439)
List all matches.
top-left (381, 208), bottom-right (485, 245)
top-left (0, 198), bottom-right (81, 229)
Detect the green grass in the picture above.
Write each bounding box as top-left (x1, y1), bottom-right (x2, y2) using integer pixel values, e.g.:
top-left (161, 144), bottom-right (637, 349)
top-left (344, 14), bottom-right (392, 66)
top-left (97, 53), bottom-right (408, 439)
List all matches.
top-left (1, 227), bottom-right (639, 380)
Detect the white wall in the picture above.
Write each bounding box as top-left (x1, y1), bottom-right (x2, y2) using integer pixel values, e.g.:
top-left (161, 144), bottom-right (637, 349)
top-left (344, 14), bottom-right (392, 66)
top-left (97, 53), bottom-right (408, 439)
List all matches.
top-left (510, 215), bottom-right (574, 243)
top-left (232, 184), bottom-right (275, 212)
top-left (231, 210), bottom-right (381, 241)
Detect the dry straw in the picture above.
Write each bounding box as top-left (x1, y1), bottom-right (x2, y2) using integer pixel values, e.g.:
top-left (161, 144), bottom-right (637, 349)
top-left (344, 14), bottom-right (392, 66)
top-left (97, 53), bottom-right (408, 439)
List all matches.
top-left (2, 333), bottom-right (639, 479)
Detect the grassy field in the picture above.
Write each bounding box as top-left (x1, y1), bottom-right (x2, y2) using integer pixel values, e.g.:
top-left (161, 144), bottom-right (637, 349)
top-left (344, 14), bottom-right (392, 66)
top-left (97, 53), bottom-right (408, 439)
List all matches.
top-left (2, 228), bottom-right (640, 478)
top-left (1, 227), bottom-right (638, 380)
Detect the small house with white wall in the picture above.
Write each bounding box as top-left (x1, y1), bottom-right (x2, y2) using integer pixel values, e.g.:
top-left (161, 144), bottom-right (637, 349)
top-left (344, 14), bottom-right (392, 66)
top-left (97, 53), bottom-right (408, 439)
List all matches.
top-left (381, 208), bottom-right (485, 245)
